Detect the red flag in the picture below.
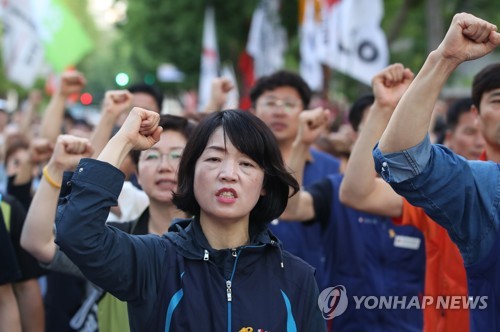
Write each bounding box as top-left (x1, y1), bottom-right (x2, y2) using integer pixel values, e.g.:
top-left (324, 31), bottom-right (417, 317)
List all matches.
top-left (238, 51), bottom-right (254, 110)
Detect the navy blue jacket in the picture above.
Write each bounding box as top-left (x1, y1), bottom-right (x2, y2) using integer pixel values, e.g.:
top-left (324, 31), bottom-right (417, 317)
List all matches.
top-left (271, 148), bottom-right (340, 287)
top-left (310, 174), bottom-right (425, 331)
top-left (55, 159), bottom-right (325, 332)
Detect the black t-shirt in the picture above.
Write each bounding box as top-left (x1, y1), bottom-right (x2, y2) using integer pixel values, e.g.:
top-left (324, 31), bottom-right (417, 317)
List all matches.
top-left (306, 178), bottom-right (334, 229)
top-left (0, 209), bottom-right (21, 284)
top-left (7, 175), bottom-right (33, 212)
top-left (2, 193), bottom-right (46, 281)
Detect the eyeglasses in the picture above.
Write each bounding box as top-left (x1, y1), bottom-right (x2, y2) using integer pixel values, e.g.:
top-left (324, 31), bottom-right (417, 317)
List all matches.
top-left (258, 98), bottom-right (302, 113)
top-left (140, 148), bottom-right (183, 166)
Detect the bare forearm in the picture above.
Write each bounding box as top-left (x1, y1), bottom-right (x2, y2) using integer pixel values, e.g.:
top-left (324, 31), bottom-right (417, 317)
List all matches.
top-left (287, 141), bottom-right (309, 186)
top-left (281, 191), bottom-right (315, 221)
top-left (40, 94), bottom-right (66, 143)
top-left (0, 284), bottom-right (21, 332)
top-left (21, 170), bottom-right (61, 263)
top-left (283, 142), bottom-right (315, 221)
top-left (340, 106), bottom-right (403, 216)
top-left (379, 52), bottom-right (458, 153)
top-left (19, 106), bottom-right (34, 138)
top-left (97, 136), bottom-right (133, 169)
top-left (12, 280), bottom-right (44, 332)
top-left (341, 107), bottom-right (390, 202)
top-left (203, 100), bottom-right (223, 114)
top-left (90, 111), bottom-right (118, 158)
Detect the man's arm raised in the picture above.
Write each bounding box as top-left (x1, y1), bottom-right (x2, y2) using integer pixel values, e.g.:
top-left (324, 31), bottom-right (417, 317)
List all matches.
top-left (378, 13), bottom-right (500, 154)
top-left (281, 108), bottom-right (329, 221)
top-left (340, 64), bottom-right (413, 217)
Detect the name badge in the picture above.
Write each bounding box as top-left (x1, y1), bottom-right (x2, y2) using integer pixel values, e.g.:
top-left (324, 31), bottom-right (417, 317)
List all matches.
top-left (394, 235), bottom-right (421, 250)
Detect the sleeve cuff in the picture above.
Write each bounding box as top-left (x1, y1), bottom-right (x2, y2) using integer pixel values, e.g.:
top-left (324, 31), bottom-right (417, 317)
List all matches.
top-left (39, 247), bottom-right (85, 279)
top-left (70, 158), bottom-right (125, 199)
top-left (373, 135), bottom-right (432, 183)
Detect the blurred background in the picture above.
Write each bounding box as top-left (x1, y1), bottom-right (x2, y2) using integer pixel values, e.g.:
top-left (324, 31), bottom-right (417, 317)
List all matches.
top-left (1, 0), bottom-right (499, 119)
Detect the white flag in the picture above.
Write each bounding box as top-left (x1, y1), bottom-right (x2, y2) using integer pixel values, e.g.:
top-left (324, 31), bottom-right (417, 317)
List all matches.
top-left (246, 0), bottom-right (287, 78)
top-left (323, 0), bottom-right (388, 85)
top-left (300, 0), bottom-right (324, 91)
top-left (198, 6), bottom-right (219, 112)
top-left (1, 0), bottom-right (45, 88)
top-left (220, 63), bottom-right (239, 110)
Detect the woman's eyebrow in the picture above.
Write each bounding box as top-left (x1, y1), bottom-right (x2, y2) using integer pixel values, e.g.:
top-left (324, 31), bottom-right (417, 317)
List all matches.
top-left (204, 145), bottom-right (226, 152)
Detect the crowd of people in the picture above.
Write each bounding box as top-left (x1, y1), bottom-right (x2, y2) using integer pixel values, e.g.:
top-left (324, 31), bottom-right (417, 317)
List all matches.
top-left (0, 12), bottom-right (499, 332)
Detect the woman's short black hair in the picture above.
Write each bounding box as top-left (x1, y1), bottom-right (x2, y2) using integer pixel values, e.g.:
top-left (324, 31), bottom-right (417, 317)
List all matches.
top-left (172, 110), bottom-right (299, 233)
top-left (130, 114), bottom-right (197, 166)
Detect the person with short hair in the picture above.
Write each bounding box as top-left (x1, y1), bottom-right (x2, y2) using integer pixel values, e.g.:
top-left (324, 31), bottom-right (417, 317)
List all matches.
top-left (443, 97), bottom-right (485, 160)
top-left (55, 108), bottom-right (325, 331)
top-left (282, 73), bottom-right (426, 331)
top-left (373, 13), bottom-right (500, 331)
top-left (128, 83), bottom-right (164, 114)
top-left (249, 70), bottom-right (341, 287)
top-left (340, 64), bottom-right (471, 331)
top-left (470, 62), bottom-right (500, 162)
top-left (21, 114), bottom-right (196, 332)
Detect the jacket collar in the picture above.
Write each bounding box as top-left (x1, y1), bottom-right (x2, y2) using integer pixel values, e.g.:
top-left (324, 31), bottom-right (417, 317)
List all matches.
top-left (164, 217), bottom-right (282, 262)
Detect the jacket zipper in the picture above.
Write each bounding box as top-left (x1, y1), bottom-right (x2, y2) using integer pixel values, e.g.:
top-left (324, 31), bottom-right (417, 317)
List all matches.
top-left (226, 280), bottom-right (232, 302)
top-left (227, 248), bottom-right (239, 332)
top-left (225, 243), bottom-right (269, 332)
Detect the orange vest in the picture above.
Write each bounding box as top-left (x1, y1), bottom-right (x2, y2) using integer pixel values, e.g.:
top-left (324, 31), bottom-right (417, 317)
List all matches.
top-left (394, 200), bottom-right (469, 332)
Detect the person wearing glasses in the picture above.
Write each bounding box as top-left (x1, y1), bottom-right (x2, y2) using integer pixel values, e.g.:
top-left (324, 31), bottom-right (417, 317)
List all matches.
top-left (249, 71), bottom-right (341, 288)
top-left (20, 114), bottom-right (195, 332)
top-left (203, 73), bottom-right (341, 287)
top-left (54, 108), bottom-right (324, 331)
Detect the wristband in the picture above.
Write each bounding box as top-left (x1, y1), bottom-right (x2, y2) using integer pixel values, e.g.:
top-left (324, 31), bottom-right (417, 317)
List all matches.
top-left (43, 166), bottom-right (61, 189)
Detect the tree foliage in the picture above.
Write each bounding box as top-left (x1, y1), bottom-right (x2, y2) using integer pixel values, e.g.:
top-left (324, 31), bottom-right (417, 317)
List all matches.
top-left (2, 0), bottom-right (500, 104)
top-left (123, 0), bottom-right (260, 90)
top-left (120, 0), bottom-right (498, 99)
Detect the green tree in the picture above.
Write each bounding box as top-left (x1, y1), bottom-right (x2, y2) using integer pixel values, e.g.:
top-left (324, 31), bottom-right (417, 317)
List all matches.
top-left (123, 1), bottom-right (260, 90)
